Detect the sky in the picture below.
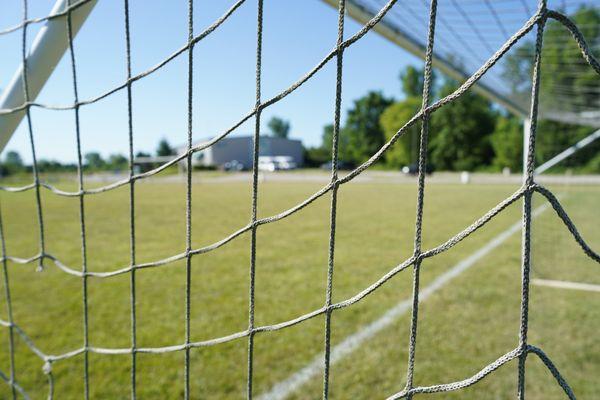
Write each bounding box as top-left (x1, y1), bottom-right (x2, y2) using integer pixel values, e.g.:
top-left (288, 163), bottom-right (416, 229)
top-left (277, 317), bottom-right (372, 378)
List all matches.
top-left (0, 0), bottom-right (421, 163)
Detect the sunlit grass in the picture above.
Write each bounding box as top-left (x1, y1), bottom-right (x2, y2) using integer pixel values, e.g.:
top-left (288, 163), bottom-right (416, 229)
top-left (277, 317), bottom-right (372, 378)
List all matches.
top-left (0, 176), bottom-right (598, 399)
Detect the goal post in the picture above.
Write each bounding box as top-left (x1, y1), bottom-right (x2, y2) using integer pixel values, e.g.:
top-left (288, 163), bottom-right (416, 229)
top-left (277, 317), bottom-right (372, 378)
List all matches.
top-left (0, 0), bottom-right (97, 153)
top-left (535, 128), bottom-right (600, 175)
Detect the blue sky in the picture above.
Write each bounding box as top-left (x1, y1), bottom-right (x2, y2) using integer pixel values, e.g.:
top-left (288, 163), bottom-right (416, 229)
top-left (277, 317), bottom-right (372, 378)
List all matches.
top-left (0, 0), bottom-right (421, 163)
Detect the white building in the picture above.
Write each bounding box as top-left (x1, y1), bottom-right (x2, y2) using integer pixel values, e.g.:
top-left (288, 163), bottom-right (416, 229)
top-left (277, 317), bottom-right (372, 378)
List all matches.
top-left (178, 135), bottom-right (304, 170)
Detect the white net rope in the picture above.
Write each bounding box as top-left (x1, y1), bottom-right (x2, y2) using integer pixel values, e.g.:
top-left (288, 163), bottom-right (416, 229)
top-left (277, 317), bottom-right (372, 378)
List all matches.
top-left (0, 0), bottom-right (599, 399)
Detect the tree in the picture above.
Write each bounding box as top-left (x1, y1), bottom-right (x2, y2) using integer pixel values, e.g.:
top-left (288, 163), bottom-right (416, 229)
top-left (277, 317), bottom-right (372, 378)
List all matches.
top-left (380, 66), bottom-right (437, 169)
top-left (539, 6), bottom-right (599, 111)
top-left (501, 6), bottom-right (600, 171)
top-left (84, 152), bottom-right (105, 170)
top-left (535, 120), bottom-right (599, 170)
top-left (429, 81), bottom-right (496, 171)
top-left (2, 150), bottom-right (25, 175)
top-left (343, 91), bottom-right (394, 164)
top-left (303, 145), bottom-right (330, 168)
top-left (399, 65), bottom-right (436, 98)
top-left (320, 123), bottom-right (352, 162)
top-left (503, 6), bottom-right (599, 107)
top-left (37, 159), bottom-right (76, 173)
top-left (491, 116), bottom-right (523, 172)
top-left (380, 97), bottom-right (422, 168)
top-left (107, 154), bottom-right (128, 170)
top-left (156, 138), bottom-right (176, 156)
top-left (4, 151), bottom-right (23, 168)
top-left (585, 153), bottom-right (600, 173)
top-left (267, 116), bottom-right (291, 139)
top-left (135, 151), bottom-right (151, 158)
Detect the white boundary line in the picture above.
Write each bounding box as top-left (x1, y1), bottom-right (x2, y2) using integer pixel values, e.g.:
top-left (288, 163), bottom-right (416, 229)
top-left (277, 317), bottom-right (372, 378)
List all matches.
top-left (532, 278), bottom-right (600, 293)
top-left (258, 202), bottom-right (552, 399)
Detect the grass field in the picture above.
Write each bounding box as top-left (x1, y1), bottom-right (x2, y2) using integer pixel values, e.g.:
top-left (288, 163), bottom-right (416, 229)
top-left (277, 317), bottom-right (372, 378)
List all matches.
top-left (0, 174), bottom-right (598, 399)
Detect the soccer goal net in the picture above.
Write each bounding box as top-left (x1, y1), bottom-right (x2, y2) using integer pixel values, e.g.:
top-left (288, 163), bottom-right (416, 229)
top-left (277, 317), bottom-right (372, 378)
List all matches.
top-left (0, 0), bottom-right (599, 399)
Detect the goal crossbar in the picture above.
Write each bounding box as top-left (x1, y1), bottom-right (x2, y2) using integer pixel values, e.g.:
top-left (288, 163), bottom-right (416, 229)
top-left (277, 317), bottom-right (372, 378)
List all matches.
top-left (0, 0), bottom-right (97, 153)
top-left (320, 0), bottom-right (530, 118)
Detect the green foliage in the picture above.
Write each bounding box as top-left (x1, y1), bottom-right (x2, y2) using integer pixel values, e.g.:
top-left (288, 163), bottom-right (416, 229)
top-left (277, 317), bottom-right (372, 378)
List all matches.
top-left (379, 97), bottom-right (421, 168)
top-left (268, 116), bottom-right (291, 139)
top-left (379, 66), bottom-right (437, 170)
top-left (491, 116), bottom-right (523, 172)
top-left (400, 66), bottom-right (424, 98)
top-left (383, 66), bottom-right (499, 172)
top-left (156, 138), bottom-right (176, 156)
top-left (84, 152), bottom-right (105, 170)
top-left (107, 154), bottom-right (128, 170)
top-left (321, 123), bottom-right (352, 162)
top-left (536, 120), bottom-right (599, 170)
top-left (5, 151), bottom-right (23, 167)
top-left (343, 91), bottom-right (394, 164)
top-left (399, 65), bottom-right (436, 98)
top-left (584, 153), bottom-right (600, 173)
top-left (540, 6), bottom-right (599, 111)
top-left (303, 146), bottom-right (330, 168)
top-left (501, 5), bottom-right (600, 172)
top-left (314, 91), bottom-right (392, 166)
top-left (430, 82), bottom-right (496, 171)
top-left (502, 43), bottom-right (533, 94)
top-left (36, 159), bottom-right (77, 173)
top-left (323, 9), bottom-right (600, 175)
top-left (2, 150), bottom-right (25, 175)
top-left (502, 6), bottom-right (599, 102)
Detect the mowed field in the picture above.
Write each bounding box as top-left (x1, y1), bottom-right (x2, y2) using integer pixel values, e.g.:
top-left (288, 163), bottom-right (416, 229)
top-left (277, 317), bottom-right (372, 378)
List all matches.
top-left (0, 174), bottom-right (598, 399)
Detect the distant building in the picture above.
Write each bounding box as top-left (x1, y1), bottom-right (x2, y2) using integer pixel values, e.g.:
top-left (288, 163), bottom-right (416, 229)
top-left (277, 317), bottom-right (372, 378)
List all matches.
top-left (178, 135), bottom-right (304, 169)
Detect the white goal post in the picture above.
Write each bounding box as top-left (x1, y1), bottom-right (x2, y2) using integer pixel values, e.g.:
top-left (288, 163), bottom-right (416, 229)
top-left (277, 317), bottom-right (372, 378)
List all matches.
top-left (535, 128), bottom-right (600, 175)
top-left (0, 0), bottom-right (97, 153)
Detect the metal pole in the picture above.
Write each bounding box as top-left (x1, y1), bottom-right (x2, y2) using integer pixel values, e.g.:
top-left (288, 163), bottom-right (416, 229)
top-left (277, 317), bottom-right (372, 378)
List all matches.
top-left (523, 118), bottom-right (531, 180)
top-left (0, 0), bottom-right (97, 153)
top-left (535, 128), bottom-right (600, 175)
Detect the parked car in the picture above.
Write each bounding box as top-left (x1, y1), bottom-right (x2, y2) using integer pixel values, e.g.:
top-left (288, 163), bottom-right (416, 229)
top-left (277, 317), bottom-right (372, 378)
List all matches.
top-left (223, 160), bottom-right (244, 171)
top-left (258, 156), bottom-right (297, 171)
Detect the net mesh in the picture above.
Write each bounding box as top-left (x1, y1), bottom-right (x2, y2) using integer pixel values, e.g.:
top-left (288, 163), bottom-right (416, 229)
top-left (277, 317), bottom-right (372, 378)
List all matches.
top-left (0, 0), bottom-right (599, 399)
top-left (351, 0), bottom-right (600, 127)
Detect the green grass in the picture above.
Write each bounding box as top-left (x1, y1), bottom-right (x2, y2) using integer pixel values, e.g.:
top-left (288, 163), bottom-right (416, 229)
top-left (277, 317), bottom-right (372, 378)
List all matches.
top-left (0, 176), bottom-right (598, 399)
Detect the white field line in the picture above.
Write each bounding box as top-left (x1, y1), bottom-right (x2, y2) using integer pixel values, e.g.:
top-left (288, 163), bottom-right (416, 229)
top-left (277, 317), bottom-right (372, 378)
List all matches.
top-left (257, 201), bottom-right (552, 400)
top-left (532, 278), bottom-right (600, 293)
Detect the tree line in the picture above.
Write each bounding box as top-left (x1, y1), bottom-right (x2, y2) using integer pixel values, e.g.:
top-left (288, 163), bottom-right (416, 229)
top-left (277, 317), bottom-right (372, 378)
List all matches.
top-left (0, 138), bottom-right (178, 176)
